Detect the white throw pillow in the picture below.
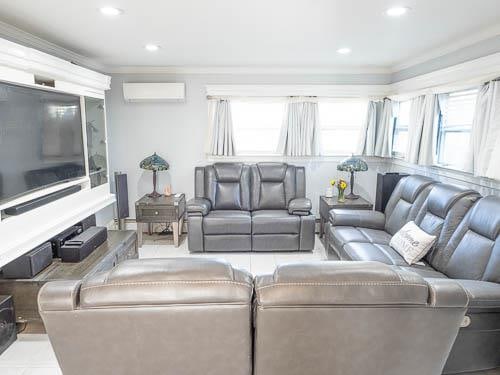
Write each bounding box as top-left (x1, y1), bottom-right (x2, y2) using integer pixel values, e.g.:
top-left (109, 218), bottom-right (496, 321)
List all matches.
top-left (390, 221), bottom-right (437, 265)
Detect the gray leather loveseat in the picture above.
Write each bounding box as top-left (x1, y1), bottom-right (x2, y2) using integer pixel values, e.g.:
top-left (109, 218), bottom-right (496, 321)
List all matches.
top-left (187, 162), bottom-right (315, 252)
top-left (326, 175), bottom-right (500, 374)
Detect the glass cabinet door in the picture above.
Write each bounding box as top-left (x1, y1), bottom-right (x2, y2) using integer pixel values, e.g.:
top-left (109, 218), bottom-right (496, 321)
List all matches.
top-left (85, 97), bottom-right (108, 188)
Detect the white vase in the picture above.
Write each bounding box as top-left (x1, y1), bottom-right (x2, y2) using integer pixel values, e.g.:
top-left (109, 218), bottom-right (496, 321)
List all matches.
top-left (325, 187), bottom-right (334, 198)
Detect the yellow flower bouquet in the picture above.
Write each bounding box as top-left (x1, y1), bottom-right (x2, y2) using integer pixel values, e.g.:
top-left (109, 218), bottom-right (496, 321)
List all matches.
top-left (337, 179), bottom-right (348, 202)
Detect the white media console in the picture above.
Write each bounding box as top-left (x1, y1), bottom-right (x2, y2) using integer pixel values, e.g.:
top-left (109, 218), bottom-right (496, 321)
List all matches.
top-left (0, 37), bottom-right (114, 267)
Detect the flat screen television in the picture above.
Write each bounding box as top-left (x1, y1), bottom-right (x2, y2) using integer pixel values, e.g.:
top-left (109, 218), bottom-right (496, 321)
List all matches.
top-left (0, 82), bottom-right (85, 204)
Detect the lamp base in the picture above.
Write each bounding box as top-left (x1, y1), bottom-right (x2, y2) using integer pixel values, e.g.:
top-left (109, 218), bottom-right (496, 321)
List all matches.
top-left (346, 193), bottom-right (360, 200)
top-left (147, 191), bottom-right (162, 199)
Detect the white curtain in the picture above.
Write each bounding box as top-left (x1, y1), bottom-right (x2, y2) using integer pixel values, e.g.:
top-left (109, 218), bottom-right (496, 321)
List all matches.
top-left (207, 99), bottom-right (235, 156)
top-left (357, 101), bottom-right (380, 156)
top-left (373, 99), bottom-right (393, 157)
top-left (277, 99), bottom-right (319, 156)
top-left (467, 80), bottom-right (500, 179)
top-left (406, 94), bottom-right (439, 165)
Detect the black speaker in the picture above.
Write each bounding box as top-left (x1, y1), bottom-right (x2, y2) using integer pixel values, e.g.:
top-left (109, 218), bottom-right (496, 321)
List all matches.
top-left (2, 242), bottom-right (53, 279)
top-left (4, 185), bottom-right (81, 216)
top-left (60, 227), bottom-right (108, 262)
top-left (50, 225), bottom-right (82, 258)
top-left (77, 214), bottom-right (96, 231)
top-left (375, 173), bottom-right (409, 212)
top-left (115, 172), bottom-right (129, 229)
top-left (0, 295), bottom-right (16, 355)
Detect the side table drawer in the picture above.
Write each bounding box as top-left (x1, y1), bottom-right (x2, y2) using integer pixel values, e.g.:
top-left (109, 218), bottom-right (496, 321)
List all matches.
top-left (137, 208), bottom-right (175, 220)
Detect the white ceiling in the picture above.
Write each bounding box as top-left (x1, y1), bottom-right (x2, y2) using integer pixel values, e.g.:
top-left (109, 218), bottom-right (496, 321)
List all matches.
top-left (0, 0), bottom-right (499, 71)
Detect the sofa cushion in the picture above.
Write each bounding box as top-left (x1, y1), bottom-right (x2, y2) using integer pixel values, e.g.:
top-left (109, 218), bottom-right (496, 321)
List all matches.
top-left (328, 226), bottom-right (392, 249)
top-left (252, 210), bottom-right (300, 234)
top-left (341, 242), bottom-right (408, 266)
top-left (203, 210), bottom-right (251, 234)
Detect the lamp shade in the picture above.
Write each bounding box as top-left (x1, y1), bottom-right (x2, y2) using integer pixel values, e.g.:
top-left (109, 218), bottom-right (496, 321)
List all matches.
top-left (139, 152), bottom-right (169, 171)
top-left (337, 156), bottom-right (368, 173)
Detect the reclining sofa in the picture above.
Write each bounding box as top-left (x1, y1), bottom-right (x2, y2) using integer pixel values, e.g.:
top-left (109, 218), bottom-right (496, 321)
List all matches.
top-left (39, 258), bottom-right (470, 375)
top-left (186, 162), bottom-right (315, 252)
top-left (326, 175), bottom-right (500, 374)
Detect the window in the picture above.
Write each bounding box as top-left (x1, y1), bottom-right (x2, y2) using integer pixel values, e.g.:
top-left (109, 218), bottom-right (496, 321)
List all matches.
top-left (231, 100), bottom-right (285, 155)
top-left (318, 99), bottom-right (368, 155)
top-left (437, 89), bottom-right (477, 169)
top-left (392, 100), bottom-right (410, 158)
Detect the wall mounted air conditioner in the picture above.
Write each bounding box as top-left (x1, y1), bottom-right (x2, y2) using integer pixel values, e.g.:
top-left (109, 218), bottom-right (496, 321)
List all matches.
top-left (122, 83), bottom-right (185, 102)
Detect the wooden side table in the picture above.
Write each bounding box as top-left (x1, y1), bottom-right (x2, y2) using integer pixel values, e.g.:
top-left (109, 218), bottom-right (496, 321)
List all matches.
top-left (135, 194), bottom-right (186, 247)
top-left (319, 196), bottom-right (373, 238)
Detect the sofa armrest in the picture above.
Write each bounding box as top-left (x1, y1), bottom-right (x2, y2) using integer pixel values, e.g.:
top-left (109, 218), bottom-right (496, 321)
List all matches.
top-left (288, 198), bottom-right (312, 216)
top-left (453, 279), bottom-right (500, 310)
top-left (329, 209), bottom-right (385, 229)
top-left (38, 280), bottom-right (81, 312)
top-left (187, 198), bottom-right (211, 216)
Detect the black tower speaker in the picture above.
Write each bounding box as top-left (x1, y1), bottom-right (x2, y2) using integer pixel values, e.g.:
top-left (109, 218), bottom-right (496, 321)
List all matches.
top-left (375, 173), bottom-right (409, 213)
top-left (114, 172), bottom-right (129, 229)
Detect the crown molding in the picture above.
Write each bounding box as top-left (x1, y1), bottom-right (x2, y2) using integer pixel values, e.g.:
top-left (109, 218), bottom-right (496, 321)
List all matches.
top-left (392, 23), bottom-right (500, 72)
top-left (391, 51), bottom-right (500, 95)
top-left (106, 65), bottom-right (392, 75)
top-left (0, 21), bottom-right (107, 73)
top-left (205, 84), bottom-right (391, 98)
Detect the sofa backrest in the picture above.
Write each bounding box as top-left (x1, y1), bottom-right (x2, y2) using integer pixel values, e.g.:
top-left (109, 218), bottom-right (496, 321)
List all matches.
top-left (250, 163), bottom-right (305, 210)
top-left (384, 175), bottom-right (435, 235)
top-left (433, 196), bottom-right (500, 283)
top-left (414, 183), bottom-right (481, 266)
top-left (253, 261), bottom-right (468, 375)
top-left (39, 258), bottom-right (254, 375)
top-left (195, 163), bottom-right (251, 210)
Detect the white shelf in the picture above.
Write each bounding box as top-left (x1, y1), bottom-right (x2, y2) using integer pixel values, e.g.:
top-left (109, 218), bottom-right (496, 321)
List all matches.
top-left (0, 184), bottom-right (115, 267)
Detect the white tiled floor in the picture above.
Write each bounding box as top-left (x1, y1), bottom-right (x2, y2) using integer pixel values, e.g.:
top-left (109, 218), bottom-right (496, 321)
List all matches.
top-left (0, 234), bottom-right (327, 374)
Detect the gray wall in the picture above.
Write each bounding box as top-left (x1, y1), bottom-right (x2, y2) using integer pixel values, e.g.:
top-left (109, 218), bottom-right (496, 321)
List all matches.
top-left (104, 73), bottom-right (391, 220)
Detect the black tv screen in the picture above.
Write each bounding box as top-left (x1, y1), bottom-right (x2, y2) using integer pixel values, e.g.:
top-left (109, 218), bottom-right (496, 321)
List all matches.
top-left (0, 82), bottom-right (85, 204)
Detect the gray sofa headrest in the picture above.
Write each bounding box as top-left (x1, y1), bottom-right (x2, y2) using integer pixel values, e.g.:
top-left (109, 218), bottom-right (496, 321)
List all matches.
top-left (401, 175), bottom-right (435, 202)
top-left (469, 196), bottom-right (500, 240)
top-left (213, 163), bottom-right (244, 182)
top-left (257, 162), bottom-right (288, 182)
top-left (426, 184), bottom-right (479, 219)
top-left (79, 258), bottom-right (253, 308)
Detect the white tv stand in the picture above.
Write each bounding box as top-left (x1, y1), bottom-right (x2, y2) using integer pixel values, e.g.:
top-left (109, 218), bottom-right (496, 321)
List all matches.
top-left (0, 37), bottom-right (114, 267)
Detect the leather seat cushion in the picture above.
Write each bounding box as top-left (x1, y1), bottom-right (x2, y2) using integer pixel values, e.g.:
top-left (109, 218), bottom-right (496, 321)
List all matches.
top-left (252, 210), bottom-right (300, 234)
top-left (203, 210), bottom-right (251, 234)
top-left (341, 242), bottom-right (408, 266)
top-left (329, 226), bottom-right (392, 249)
top-left (399, 264), bottom-right (448, 279)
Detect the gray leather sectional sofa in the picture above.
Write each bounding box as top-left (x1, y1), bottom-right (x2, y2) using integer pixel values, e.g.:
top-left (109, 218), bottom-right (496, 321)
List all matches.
top-left (187, 162), bottom-right (315, 252)
top-left (39, 258), bottom-right (470, 375)
top-left (326, 175), bottom-right (500, 374)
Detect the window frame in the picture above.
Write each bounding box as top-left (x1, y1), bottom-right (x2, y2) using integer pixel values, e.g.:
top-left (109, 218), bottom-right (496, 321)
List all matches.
top-left (435, 89), bottom-right (478, 169)
top-left (392, 100), bottom-right (410, 159)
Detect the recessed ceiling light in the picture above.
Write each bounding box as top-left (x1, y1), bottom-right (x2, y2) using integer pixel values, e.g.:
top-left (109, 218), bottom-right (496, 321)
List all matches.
top-left (99, 7), bottom-right (123, 16)
top-left (145, 44), bottom-right (160, 52)
top-left (385, 6), bottom-right (410, 17)
top-left (337, 47), bottom-right (351, 55)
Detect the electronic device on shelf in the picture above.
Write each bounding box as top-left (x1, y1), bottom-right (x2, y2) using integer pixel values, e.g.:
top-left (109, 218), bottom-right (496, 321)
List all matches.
top-left (3, 185), bottom-right (82, 216)
top-left (50, 225), bottom-right (83, 258)
top-left (1, 242), bottom-right (53, 279)
top-left (60, 227), bottom-right (108, 263)
top-left (76, 214), bottom-right (97, 232)
top-left (0, 295), bottom-right (16, 355)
